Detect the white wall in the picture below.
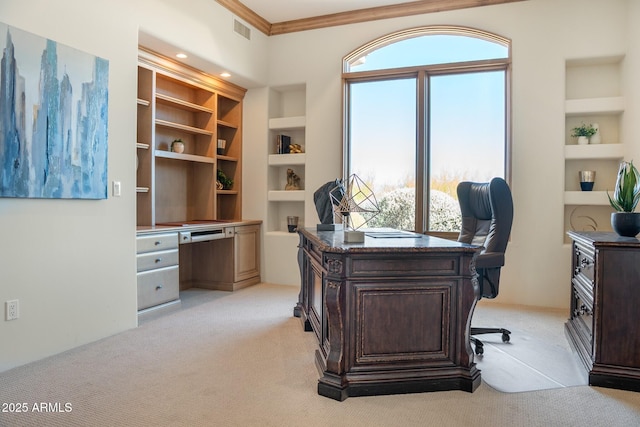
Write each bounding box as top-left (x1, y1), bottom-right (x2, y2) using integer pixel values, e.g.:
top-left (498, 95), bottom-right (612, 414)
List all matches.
top-left (244, 0), bottom-right (635, 308)
top-left (0, 0), bottom-right (268, 372)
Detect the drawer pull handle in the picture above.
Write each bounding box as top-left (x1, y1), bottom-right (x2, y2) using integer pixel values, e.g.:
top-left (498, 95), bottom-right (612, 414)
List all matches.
top-left (154, 241), bottom-right (161, 246)
top-left (156, 285), bottom-right (163, 291)
top-left (155, 258), bottom-right (162, 263)
top-left (580, 258), bottom-right (592, 268)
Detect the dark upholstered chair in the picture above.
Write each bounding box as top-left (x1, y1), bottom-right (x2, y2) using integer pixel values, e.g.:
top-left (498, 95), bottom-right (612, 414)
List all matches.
top-left (457, 177), bottom-right (514, 355)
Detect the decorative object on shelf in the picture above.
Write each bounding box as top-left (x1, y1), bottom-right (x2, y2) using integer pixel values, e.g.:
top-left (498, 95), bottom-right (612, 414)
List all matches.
top-left (289, 144), bottom-right (303, 153)
top-left (579, 170), bottom-right (596, 191)
top-left (330, 174), bottom-right (380, 242)
top-left (285, 168), bottom-right (301, 190)
top-left (171, 139), bottom-right (185, 153)
top-left (217, 169), bottom-right (233, 190)
top-left (607, 160), bottom-right (640, 237)
top-left (287, 216), bottom-right (299, 233)
top-left (572, 123), bottom-right (597, 145)
top-left (276, 134), bottom-right (291, 154)
top-left (217, 139), bottom-right (226, 155)
top-left (569, 206), bottom-right (597, 231)
top-left (590, 123), bottom-right (601, 144)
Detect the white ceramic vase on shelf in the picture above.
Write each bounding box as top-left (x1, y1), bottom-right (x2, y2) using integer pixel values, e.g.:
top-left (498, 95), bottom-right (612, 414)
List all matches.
top-left (578, 136), bottom-right (589, 145)
top-left (590, 123), bottom-right (601, 144)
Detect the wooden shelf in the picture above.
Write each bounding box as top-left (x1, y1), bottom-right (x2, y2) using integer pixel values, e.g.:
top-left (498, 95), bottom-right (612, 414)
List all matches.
top-left (156, 119), bottom-right (214, 136)
top-left (217, 190), bottom-right (239, 195)
top-left (156, 93), bottom-right (214, 114)
top-left (137, 98), bottom-right (150, 107)
top-left (155, 150), bottom-right (215, 164)
top-left (217, 119), bottom-right (238, 129)
top-left (217, 154), bottom-right (239, 162)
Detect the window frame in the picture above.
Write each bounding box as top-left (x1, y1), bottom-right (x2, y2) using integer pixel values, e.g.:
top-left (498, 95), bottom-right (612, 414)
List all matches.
top-left (342, 26), bottom-right (512, 236)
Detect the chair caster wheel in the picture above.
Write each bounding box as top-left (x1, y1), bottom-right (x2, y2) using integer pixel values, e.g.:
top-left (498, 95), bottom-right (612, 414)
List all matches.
top-left (474, 343), bottom-right (484, 355)
top-left (502, 333), bottom-right (510, 343)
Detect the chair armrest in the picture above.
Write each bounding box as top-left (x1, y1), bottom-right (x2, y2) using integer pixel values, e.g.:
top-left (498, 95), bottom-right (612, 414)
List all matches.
top-left (476, 252), bottom-right (505, 269)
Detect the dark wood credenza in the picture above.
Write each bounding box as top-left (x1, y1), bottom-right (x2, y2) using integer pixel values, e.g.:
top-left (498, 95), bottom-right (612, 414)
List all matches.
top-left (294, 228), bottom-right (482, 401)
top-left (565, 231), bottom-right (640, 392)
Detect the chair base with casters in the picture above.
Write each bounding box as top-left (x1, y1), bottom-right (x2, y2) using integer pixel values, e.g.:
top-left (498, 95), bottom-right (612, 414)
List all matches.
top-left (470, 327), bottom-right (511, 355)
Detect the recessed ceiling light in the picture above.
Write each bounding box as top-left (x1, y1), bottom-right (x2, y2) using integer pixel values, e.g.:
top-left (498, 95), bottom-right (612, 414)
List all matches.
top-left (220, 72), bottom-right (231, 78)
top-left (176, 53), bottom-right (187, 59)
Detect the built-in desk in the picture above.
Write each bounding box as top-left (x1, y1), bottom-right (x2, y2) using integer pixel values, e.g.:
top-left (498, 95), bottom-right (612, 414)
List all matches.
top-left (136, 220), bottom-right (261, 320)
top-left (295, 228), bottom-right (481, 401)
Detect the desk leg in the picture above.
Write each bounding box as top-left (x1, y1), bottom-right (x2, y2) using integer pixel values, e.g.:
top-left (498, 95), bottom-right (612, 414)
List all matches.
top-left (317, 280), bottom-right (348, 400)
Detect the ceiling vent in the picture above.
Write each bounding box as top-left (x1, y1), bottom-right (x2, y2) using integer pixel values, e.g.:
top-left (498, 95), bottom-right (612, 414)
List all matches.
top-left (234, 19), bottom-right (251, 40)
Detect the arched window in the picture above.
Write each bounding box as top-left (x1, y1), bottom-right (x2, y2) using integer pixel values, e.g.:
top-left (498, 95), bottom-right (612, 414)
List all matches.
top-left (343, 26), bottom-right (511, 235)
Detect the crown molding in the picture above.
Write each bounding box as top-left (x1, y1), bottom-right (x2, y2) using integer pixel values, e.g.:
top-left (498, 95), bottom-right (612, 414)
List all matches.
top-left (215, 0), bottom-right (271, 35)
top-left (217, 0), bottom-right (527, 36)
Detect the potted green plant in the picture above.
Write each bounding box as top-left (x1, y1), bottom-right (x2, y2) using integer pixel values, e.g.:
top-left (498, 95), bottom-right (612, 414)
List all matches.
top-left (607, 160), bottom-right (640, 237)
top-left (217, 169), bottom-right (233, 190)
top-left (571, 123), bottom-right (597, 145)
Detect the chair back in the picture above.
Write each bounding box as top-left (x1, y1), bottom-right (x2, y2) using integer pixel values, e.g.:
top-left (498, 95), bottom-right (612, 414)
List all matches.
top-left (457, 177), bottom-right (513, 298)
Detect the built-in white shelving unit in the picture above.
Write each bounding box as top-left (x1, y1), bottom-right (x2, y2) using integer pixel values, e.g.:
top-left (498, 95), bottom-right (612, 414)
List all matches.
top-left (264, 84), bottom-right (307, 286)
top-left (563, 56), bottom-right (625, 243)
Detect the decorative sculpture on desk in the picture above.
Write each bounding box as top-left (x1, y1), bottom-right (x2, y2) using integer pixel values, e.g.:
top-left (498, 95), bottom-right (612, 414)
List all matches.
top-left (330, 174), bottom-right (380, 243)
top-left (314, 179), bottom-right (346, 230)
top-left (285, 168), bottom-right (301, 190)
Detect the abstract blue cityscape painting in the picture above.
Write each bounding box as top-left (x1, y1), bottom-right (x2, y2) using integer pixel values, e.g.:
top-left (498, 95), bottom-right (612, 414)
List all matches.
top-left (0, 22), bottom-right (109, 199)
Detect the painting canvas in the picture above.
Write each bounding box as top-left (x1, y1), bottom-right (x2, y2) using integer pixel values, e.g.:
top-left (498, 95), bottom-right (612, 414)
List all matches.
top-left (0, 22), bottom-right (109, 199)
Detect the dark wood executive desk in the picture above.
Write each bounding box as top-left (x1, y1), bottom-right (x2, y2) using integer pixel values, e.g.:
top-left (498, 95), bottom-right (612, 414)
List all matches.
top-left (294, 228), bottom-right (482, 401)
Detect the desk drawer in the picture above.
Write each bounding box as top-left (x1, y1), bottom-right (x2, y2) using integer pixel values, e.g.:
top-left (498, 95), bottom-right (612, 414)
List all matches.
top-left (136, 249), bottom-right (179, 272)
top-left (137, 232), bottom-right (178, 253)
top-left (573, 241), bottom-right (595, 283)
top-left (137, 266), bottom-right (179, 310)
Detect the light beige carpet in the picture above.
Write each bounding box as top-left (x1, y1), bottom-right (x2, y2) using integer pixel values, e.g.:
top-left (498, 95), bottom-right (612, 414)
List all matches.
top-left (1, 283), bottom-right (639, 427)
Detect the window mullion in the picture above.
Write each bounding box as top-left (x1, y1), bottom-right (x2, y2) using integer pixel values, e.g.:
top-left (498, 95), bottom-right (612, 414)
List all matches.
top-left (416, 70), bottom-right (427, 233)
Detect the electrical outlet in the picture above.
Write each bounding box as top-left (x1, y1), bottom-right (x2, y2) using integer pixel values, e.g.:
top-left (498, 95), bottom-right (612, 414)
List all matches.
top-left (6, 300), bottom-right (19, 321)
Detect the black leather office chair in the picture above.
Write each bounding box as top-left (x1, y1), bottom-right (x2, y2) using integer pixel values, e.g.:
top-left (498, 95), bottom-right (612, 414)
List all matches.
top-left (457, 177), bottom-right (514, 355)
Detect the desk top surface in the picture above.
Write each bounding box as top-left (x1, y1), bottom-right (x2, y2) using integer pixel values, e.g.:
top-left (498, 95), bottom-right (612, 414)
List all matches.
top-left (300, 227), bottom-right (479, 254)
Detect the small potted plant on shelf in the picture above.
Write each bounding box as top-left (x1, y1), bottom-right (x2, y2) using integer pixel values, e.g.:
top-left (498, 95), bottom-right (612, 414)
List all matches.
top-left (217, 169), bottom-right (233, 190)
top-left (571, 123), bottom-right (597, 145)
top-left (607, 160), bottom-right (640, 237)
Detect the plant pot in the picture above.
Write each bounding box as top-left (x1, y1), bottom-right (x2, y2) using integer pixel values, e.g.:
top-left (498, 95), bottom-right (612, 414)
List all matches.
top-left (577, 136), bottom-right (588, 145)
top-left (171, 141), bottom-right (184, 153)
top-left (611, 212), bottom-right (640, 237)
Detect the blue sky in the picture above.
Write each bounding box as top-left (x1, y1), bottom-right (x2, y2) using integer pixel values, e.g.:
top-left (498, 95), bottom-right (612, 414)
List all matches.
top-left (348, 34), bottom-right (507, 192)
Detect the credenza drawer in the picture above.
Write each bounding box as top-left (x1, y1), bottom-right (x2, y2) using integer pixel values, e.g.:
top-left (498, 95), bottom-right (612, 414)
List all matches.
top-left (137, 266), bottom-right (179, 310)
top-left (136, 249), bottom-right (179, 272)
top-left (137, 232), bottom-right (178, 253)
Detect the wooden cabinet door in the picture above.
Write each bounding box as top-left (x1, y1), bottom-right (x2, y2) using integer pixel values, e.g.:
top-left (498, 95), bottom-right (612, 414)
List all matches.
top-left (234, 225), bottom-right (260, 282)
